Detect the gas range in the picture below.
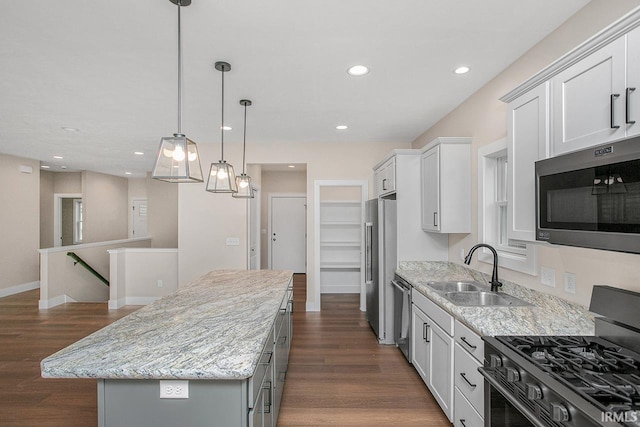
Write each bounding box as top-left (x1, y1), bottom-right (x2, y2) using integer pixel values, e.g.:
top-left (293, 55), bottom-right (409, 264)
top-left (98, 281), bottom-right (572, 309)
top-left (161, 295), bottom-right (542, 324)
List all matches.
top-left (480, 286), bottom-right (640, 427)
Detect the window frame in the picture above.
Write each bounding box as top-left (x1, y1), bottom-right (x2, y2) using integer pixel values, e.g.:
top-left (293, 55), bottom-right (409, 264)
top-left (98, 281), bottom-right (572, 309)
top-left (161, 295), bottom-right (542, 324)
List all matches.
top-left (478, 138), bottom-right (537, 275)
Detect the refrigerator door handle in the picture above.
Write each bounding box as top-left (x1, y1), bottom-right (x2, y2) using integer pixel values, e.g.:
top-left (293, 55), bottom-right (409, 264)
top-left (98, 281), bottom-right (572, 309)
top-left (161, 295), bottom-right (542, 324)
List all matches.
top-left (365, 222), bottom-right (373, 284)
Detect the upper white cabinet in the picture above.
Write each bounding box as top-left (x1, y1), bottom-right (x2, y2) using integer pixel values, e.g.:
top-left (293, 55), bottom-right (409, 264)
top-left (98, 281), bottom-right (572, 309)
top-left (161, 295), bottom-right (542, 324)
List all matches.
top-left (626, 26), bottom-right (640, 137)
top-left (374, 157), bottom-right (396, 197)
top-left (507, 83), bottom-right (549, 242)
top-left (420, 137), bottom-right (471, 233)
top-left (551, 36), bottom-right (627, 155)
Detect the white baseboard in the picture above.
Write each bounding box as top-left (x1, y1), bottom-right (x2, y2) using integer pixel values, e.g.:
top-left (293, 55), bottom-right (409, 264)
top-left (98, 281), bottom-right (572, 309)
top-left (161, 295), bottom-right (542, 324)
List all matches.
top-left (108, 296), bottom-right (160, 310)
top-left (0, 281), bottom-right (40, 298)
top-left (39, 294), bottom-right (76, 309)
top-left (320, 284), bottom-right (360, 294)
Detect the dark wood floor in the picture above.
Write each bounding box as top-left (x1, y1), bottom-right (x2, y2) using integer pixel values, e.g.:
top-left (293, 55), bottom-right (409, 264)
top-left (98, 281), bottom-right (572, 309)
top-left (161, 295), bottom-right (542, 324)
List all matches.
top-left (0, 275), bottom-right (449, 426)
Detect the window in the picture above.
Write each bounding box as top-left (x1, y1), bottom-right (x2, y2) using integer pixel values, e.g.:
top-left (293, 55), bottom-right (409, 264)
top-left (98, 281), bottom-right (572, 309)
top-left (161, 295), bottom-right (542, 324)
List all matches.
top-left (73, 199), bottom-right (83, 244)
top-left (478, 139), bottom-right (536, 275)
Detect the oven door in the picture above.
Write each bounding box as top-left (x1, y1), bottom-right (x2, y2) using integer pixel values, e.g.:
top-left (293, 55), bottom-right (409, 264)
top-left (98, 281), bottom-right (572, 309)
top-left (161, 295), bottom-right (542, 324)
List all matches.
top-left (479, 367), bottom-right (542, 427)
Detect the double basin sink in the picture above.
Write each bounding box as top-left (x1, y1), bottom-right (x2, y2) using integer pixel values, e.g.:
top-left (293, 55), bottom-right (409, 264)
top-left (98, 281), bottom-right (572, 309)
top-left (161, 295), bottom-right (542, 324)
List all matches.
top-left (425, 281), bottom-right (531, 307)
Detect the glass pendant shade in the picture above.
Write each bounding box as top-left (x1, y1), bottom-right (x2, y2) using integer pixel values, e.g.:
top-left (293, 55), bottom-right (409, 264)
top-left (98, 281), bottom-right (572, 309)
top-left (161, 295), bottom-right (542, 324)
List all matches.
top-left (152, 134), bottom-right (203, 182)
top-left (206, 160), bottom-right (238, 193)
top-left (232, 173), bottom-right (254, 198)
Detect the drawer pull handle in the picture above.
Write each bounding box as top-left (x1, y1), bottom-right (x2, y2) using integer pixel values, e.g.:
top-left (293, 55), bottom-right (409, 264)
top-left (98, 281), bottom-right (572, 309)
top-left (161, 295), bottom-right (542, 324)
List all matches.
top-left (423, 323), bottom-right (430, 343)
top-left (263, 380), bottom-right (272, 413)
top-left (382, 178), bottom-right (388, 191)
top-left (627, 87), bottom-right (636, 124)
top-left (460, 372), bottom-right (477, 388)
top-left (460, 336), bottom-right (477, 350)
top-left (260, 351), bottom-right (273, 365)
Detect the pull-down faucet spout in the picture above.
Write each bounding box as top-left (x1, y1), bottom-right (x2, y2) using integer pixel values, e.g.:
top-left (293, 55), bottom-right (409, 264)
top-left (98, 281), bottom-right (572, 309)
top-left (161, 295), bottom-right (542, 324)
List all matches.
top-left (464, 244), bottom-right (502, 292)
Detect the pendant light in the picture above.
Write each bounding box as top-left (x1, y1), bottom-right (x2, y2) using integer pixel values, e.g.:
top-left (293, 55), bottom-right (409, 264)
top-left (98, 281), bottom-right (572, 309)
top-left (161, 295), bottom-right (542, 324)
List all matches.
top-left (206, 61), bottom-right (238, 193)
top-left (232, 99), bottom-right (254, 198)
top-left (151, 0), bottom-right (203, 183)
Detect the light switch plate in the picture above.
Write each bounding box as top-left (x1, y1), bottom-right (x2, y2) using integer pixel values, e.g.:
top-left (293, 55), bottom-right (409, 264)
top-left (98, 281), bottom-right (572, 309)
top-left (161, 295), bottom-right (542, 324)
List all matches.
top-left (225, 237), bottom-right (240, 246)
top-left (540, 266), bottom-right (555, 287)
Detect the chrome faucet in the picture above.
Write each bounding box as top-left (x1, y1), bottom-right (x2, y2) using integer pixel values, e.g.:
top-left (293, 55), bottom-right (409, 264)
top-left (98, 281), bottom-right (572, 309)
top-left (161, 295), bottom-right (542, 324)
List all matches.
top-left (464, 244), bottom-right (503, 292)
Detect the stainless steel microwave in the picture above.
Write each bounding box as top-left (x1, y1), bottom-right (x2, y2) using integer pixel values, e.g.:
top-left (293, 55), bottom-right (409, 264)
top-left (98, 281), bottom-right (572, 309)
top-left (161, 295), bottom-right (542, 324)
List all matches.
top-left (535, 136), bottom-right (640, 254)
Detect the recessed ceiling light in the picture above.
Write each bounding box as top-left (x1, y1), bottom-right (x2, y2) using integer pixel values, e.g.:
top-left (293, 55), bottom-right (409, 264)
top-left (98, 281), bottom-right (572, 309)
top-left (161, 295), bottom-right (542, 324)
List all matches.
top-left (125, 172), bottom-right (132, 175)
top-left (53, 155), bottom-right (63, 160)
top-left (288, 165), bottom-right (295, 168)
top-left (347, 65), bottom-right (369, 76)
top-left (61, 127), bottom-right (79, 132)
top-left (41, 165), bottom-right (50, 169)
top-left (221, 126), bottom-right (232, 131)
top-left (134, 151), bottom-right (144, 156)
top-left (454, 66), bottom-right (470, 75)
top-left (336, 125), bottom-right (348, 130)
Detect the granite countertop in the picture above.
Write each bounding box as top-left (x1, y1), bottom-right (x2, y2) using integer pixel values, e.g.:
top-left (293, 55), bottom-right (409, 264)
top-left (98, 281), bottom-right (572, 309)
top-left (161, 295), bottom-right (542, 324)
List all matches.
top-left (397, 261), bottom-right (595, 337)
top-left (41, 269), bottom-right (293, 380)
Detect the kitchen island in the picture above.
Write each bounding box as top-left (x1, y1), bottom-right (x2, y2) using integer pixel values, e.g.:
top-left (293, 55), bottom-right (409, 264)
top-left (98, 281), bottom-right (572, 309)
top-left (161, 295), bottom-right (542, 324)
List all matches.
top-left (41, 269), bottom-right (294, 427)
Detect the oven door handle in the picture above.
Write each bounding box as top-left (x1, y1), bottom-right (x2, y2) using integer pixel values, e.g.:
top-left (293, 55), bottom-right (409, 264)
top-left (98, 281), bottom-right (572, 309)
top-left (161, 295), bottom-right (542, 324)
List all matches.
top-left (478, 367), bottom-right (548, 427)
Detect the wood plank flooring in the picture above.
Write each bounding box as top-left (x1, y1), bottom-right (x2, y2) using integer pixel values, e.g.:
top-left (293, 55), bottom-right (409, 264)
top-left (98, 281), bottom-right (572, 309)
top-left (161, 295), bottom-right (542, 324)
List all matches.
top-left (0, 275), bottom-right (450, 426)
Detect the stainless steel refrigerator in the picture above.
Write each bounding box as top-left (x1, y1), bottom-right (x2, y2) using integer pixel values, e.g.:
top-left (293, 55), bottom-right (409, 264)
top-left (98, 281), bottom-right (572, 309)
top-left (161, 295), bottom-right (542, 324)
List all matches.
top-left (365, 197), bottom-right (397, 344)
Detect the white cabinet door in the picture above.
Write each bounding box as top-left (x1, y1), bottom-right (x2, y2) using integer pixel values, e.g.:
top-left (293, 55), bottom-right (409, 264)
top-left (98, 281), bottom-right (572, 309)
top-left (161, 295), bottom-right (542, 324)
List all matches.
top-left (626, 26), bottom-right (640, 137)
top-left (428, 320), bottom-right (454, 421)
top-left (411, 304), bottom-right (430, 382)
top-left (421, 146), bottom-right (440, 232)
top-left (507, 83), bottom-right (549, 242)
top-left (374, 157), bottom-right (396, 197)
top-left (551, 37), bottom-right (626, 155)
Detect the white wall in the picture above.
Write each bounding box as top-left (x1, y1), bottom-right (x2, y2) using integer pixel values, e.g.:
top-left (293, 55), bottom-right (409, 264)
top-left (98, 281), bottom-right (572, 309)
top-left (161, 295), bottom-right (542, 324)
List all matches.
top-left (82, 171), bottom-right (129, 243)
top-left (0, 154), bottom-right (40, 294)
top-left (178, 141), bottom-right (409, 308)
top-left (412, 0), bottom-right (640, 307)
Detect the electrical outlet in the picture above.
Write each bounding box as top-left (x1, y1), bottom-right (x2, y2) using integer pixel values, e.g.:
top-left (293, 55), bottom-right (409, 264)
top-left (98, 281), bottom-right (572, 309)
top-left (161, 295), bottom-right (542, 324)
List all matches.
top-left (160, 380), bottom-right (189, 399)
top-left (157, 280), bottom-right (163, 288)
top-left (540, 266), bottom-right (556, 287)
top-left (564, 272), bottom-right (576, 294)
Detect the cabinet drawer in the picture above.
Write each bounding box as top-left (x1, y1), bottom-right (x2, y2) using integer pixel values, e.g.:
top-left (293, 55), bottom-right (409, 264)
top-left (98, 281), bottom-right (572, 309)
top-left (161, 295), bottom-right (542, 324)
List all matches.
top-left (454, 343), bottom-right (484, 417)
top-left (249, 328), bottom-right (274, 407)
top-left (454, 320), bottom-right (484, 363)
top-left (412, 289), bottom-right (453, 335)
top-left (454, 387), bottom-right (483, 427)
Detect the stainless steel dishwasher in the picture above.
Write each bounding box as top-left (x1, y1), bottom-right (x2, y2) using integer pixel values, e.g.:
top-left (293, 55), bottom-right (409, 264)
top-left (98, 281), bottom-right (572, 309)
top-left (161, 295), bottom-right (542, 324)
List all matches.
top-left (391, 275), bottom-right (411, 362)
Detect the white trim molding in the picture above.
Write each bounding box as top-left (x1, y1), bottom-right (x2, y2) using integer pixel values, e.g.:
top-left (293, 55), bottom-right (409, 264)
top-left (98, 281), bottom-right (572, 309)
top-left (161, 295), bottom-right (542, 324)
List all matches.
top-left (39, 294), bottom-right (77, 309)
top-left (0, 281), bottom-right (40, 299)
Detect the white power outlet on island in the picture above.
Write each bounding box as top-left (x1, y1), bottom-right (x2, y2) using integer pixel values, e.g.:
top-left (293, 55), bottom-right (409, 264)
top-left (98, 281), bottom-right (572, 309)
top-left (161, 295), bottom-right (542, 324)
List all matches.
top-left (160, 380), bottom-right (189, 399)
top-left (540, 266), bottom-right (556, 287)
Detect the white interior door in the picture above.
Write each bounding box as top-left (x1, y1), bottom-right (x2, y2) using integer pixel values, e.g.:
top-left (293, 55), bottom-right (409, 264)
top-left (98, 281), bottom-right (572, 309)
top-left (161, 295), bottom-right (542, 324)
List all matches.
top-left (271, 196), bottom-right (306, 273)
top-left (132, 199), bottom-right (148, 238)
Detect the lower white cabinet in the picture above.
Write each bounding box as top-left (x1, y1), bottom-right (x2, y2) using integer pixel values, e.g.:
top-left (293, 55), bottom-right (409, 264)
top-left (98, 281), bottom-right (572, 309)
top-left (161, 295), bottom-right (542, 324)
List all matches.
top-left (454, 388), bottom-right (484, 427)
top-left (411, 290), bottom-right (454, 421)
top-left (453, 320), bottom-right (484, 425)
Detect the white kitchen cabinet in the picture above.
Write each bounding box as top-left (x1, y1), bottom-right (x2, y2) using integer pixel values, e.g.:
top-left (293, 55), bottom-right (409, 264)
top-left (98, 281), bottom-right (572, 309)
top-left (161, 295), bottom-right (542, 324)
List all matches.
top-left (411, 289), bottom-right (454, 421)
top-left (374, 157), bottom-right (396, 197)
top-left (420, 137), bottom-right (471, 233)
top-left (454, 388), bottom-right (483, 427)
top-left (626, 26), bottom-right (640, 137)
top-left (507, 83), bottom-right (549, 242)
top-left (453, 320), bottom-right (484, 424)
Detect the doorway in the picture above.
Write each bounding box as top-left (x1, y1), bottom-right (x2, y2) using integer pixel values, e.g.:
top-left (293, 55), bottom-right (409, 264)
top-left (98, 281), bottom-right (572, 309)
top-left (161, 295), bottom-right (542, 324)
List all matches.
top-left (269, 194), bottom-right (307, 273)
top-left (54, 193), bottom-right (83, 247)
top-left (131, 198), bottom-right (148, 239)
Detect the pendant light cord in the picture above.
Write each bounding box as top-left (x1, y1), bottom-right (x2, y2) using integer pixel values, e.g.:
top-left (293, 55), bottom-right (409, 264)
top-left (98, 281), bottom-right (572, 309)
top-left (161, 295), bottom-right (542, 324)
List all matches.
top-left (242, 102), bottom-right (247, 174)
top-left (176, 1), bottom-right (182, 135)
top-left (220, 67), bottom-right (225, 160)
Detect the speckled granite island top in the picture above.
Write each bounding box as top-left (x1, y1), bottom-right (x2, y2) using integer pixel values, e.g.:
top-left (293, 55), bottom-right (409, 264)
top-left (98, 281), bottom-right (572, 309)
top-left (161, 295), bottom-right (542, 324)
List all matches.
top-left (397, 261), bottom-right (595, 337)
top-left (41, 269), bottom-right (293, 380)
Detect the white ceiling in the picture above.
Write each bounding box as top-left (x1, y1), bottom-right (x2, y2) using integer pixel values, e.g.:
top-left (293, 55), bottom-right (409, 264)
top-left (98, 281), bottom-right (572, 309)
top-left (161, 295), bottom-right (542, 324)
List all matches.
top-left (0, 0), bottom-right (590, 177)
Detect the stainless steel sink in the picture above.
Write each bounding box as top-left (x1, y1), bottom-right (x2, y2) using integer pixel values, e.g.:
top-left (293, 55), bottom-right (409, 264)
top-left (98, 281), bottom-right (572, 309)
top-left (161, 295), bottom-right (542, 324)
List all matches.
top-left (444, 291), bottom-right (531, 307)
top-left (426, 281), bottom-right (486, 292)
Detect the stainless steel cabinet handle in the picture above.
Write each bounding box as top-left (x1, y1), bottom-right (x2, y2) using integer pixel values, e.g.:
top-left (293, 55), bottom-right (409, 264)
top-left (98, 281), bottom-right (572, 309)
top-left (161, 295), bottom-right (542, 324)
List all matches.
top-left (263, 381), bottom-right (272, 413)
top-left (611, 93), bottom-right (621, 129)
top-left (460, 372), bottom-right (477, 388)
top-left (460, 336), bottom-right (477, 350)
top-left (433, 212), bottom-right (438, 227)
top-left (382, 178), bottom-right (387, 191)
top-left (627, 87), bottom-right (636, 124)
